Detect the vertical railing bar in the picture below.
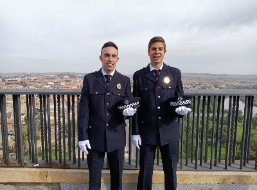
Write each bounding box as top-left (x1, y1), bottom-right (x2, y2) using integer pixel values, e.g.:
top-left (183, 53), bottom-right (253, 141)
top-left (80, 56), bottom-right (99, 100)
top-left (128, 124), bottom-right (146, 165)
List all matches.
top-left (29, 95), bottom-right (35, 162)
top-left (177, 118), bottom-right (180, 163)
top-left (240, 96), bottom-right (248, 169)
top-left (243, 96), bottom-right (251, 166)
top-left (54, 95), bottom-right (57, 160)
top-left (67, 95), bottom-right (71, 161)
top-left (177, 128), bottom-right (180, 163)
top-left (77, 95), bottom-right (81, 167)
top-left (0, 95), bottom-right (3, 159)
top-left (225, 96), bottom-right (232, 169)
top-left (185, 112), bottom-right (190, 166)
top-left (180, 117), bottom-right (184, 169)
top-left (47, 95), bottom-right (52, 166)
top-left (177, 131), bottom-right (178, 163)
top-left (1, 95), bottom-right (10, 165)
top-left (229, 96), bottom-right (236, 166)
top-left (233, 96), bottom-right (240, 163)
top-left (72, 95), bottom-right (76, 164)
top-left (62, 95), bottom-right (66, 167)
top-left (40, 95), bottom-right (44, 160)
top-left (246, 96), bottom-right (254, 164)
top-left (191, 96), bottom-right (196, 162)
top-left (195, 96), bottom-right (201, 169)
top-left (210, 96), bottom-right (216, 169)
top-left (136, 148), bottom-right (139, 168)
top-left (13, 95), bottom-right (18, 160)
top-left (26, 94), bottom-right (31, 159)
top-left (58, 95), bottom-right (62, 163)
top-left (200, 96), bottom-right (206, 166)
top-left (43, 95), bottom-right (48, 163)
top-left (17, 95), bottom-right (24, 166)
top-left (128, 117), bottom-right (132, 165)
top-left (32, 95), bottom-right (38, 164)
top-left (219, 96), bottom-right (225, 163)
top-left (204, 96), bottom-right (210, 163)
top-left (214, 96), bottom-right (221, 166)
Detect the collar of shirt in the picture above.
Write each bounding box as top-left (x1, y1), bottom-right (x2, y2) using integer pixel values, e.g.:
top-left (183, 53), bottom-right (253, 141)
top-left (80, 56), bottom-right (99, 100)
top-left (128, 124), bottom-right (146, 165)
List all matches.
top-left (101, 68), bottom-right (115, 77)
top-left (149, 63), bottom-right (163, 72)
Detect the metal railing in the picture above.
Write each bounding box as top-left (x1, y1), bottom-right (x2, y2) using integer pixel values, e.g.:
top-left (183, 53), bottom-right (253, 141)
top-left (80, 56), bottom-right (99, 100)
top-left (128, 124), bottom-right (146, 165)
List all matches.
top-left (0, 89), bottom-right (256, 171)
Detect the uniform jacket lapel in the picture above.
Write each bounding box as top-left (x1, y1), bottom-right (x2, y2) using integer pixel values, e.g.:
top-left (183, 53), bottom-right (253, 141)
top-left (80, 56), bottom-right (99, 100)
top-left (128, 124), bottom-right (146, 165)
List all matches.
top-left (96, 69), bottom-right (108, 89)
top-left (144, 64), bottom-right (158, 83)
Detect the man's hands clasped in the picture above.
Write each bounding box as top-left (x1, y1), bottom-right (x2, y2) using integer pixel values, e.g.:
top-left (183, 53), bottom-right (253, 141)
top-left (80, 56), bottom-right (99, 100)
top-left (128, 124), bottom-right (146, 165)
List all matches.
top-left (78, 140), bottom-right (91, 154)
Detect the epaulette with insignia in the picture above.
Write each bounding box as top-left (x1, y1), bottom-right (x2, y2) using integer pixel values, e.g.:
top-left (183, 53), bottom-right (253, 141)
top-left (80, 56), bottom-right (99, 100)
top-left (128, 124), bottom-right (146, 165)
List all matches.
top-left (117, 72), bottom-right (130, 79)
top-left (167, 65), bottom-right (178, 70)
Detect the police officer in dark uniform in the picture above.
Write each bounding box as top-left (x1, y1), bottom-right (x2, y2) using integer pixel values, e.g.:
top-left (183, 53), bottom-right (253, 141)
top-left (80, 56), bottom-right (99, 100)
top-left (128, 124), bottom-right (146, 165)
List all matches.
top-left (78, 42), bottom-right (136, 190)
top-left (132, 36), bottom-right (191, 190)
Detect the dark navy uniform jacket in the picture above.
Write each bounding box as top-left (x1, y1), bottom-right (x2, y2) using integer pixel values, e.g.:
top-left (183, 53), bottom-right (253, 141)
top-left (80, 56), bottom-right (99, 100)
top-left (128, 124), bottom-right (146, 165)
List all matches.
top-left (132, 63), bottom-right (184, 146)
top-left (78, 69), bottom-right (132, 153)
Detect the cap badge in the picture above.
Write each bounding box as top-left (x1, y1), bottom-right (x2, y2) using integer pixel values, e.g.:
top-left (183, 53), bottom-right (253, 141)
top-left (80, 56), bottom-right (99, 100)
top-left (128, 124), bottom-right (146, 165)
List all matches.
top-left (164, 77), bottom-right (170, 84)
top-left (124, 99), bottom-right (129, 105)
top-left (178, 97), bottom-right (183, 102)
top-left (116, 83), bottom-right (121, 89)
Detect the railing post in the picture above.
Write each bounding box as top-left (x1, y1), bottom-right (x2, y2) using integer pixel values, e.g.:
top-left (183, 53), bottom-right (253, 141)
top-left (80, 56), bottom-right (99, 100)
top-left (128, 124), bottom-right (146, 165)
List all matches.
top-left (219, 96), bottom-right (225, 163)
top-left (200, 96), bottom-right (206, 166)
top-left (0, 94), bottom-right (10, 165)
top-left (39, 95), bottom-right (45, 160)
top-left (195, 96), bottom-right (201, 169)
top-left (191, 96), bottom-right (196, 163)
top-left (210, 96), bottom-right (216, 169)
top-left (72, 95), bottom-right (76, 164)
top-left (240, 96), bottom-right (248, 169)
top-left (204, 96), bottom-right (211, 163)
top-left (214, 96), bottom-right (221, 166)
top-left (62, 95), bottom-right (66, 167)
top-left (47, 94), bottom-right (52, 166)
top-left (185, 111), bottom-right (190, 166)
top-left (54, 95), bottom-right (57, 160)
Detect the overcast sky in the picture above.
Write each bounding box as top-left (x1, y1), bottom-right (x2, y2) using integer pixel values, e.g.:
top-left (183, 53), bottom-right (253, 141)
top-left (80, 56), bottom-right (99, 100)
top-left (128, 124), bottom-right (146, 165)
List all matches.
top-left (0, 0), bottom-right (256, 75)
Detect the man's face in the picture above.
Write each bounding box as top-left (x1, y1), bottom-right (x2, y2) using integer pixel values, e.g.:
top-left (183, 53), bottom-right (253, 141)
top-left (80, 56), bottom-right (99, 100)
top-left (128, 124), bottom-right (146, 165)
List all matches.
top-left (100, 46), bottom-right (119, 74)
top-left (148, 42), bottom-right (166, 66)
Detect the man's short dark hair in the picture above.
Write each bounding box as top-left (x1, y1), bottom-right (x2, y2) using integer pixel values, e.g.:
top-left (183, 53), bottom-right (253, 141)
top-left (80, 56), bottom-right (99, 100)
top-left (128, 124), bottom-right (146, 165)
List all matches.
top-left (101, 41), bottom-right (118, 54)
top-left (148, 36), bottom-right (166, 50)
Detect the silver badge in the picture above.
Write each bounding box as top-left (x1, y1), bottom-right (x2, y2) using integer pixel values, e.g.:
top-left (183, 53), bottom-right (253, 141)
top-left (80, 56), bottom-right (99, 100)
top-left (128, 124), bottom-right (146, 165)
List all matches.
top-left (117, 83), bottom-right (121, 89)
top-left (164, 77), bottom-right (170, 84)
top-left (178, 97), bottom-right (183, 102)
top-left (124, 99), bottom-right (129, 104)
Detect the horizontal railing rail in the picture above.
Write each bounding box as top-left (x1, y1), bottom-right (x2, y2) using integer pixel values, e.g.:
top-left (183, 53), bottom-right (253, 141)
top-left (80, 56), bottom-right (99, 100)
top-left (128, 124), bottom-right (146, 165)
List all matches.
top-left (0, 89), bottom-right (256, 171)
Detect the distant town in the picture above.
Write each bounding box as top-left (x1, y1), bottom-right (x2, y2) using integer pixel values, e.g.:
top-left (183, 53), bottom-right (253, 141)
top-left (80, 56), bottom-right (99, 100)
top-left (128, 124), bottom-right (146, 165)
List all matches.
top-left (1, 72), bottom-right (257, 90)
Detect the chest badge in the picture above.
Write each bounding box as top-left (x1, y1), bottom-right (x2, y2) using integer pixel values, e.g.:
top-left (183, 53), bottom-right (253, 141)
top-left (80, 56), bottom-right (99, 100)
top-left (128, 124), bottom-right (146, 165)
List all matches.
top-left (116, 83), bottom-right (121, 89)
top-left (164, 77), bottom-right (170, 84)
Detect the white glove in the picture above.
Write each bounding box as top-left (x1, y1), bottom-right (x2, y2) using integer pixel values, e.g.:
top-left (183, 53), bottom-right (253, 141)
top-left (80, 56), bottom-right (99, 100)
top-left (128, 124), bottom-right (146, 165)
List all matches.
top-left (132, 135), bottom-right (141, 149)
top-left (123, 108), bottom-right (137, 117)
top-left (175, 106), bottom-right (192, 115)
top-left (78, 140), bottom-right (91, 154)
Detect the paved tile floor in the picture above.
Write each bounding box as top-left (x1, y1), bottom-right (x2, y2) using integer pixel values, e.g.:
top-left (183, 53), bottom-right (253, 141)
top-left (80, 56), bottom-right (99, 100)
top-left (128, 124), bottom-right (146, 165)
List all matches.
top-left (2, 183), bottom-right (257, 190)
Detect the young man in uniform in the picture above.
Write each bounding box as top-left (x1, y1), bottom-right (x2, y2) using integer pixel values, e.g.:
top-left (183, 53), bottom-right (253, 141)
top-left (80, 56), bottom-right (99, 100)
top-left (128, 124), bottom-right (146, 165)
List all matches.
top-left (78, 42), bottom-right (136, 190)
top-left (132, 36), bottom-right (191, 190)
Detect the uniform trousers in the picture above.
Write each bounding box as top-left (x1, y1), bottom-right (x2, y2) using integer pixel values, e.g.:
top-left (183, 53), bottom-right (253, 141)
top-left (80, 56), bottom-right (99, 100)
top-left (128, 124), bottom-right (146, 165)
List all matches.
top-left (137, 142), bottom-right (178, 190)
top-left (87, 148), bottom-right (124, 190)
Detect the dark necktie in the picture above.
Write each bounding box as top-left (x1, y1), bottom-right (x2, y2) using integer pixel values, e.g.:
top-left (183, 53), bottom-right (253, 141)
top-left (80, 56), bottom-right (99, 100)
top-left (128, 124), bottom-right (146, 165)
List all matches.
top-left (104, 75), bottom-right (111, 84)
top-left (153, 69), bottom-right (161, 80)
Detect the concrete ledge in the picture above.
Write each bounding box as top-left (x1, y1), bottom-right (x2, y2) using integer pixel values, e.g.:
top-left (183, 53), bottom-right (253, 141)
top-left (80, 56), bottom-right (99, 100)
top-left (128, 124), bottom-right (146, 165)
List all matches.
top-left (0, 168), bottom-right (257, 184)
